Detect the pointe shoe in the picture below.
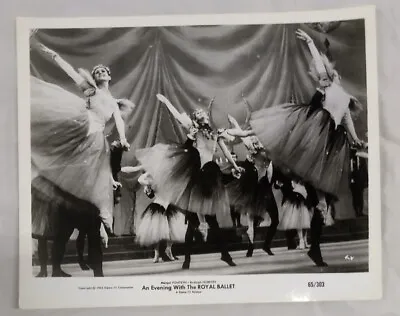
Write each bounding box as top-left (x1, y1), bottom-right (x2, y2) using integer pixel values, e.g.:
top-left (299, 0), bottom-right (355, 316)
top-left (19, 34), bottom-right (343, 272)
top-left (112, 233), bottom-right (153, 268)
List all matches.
top-left (100, 224), bottom-right (109, 249)
top-left (304, 237), bottom-right (310, 249)
top-left (165, 248), bottom-right (175, 261)
top-left (246, 227), bottom-right (254, 244)
top-left (153, 251), bottom-right (160, 263)
top-left (198, 223), bottom-right (209, 242)
top-left (298, 239), bottom-right (306, 250)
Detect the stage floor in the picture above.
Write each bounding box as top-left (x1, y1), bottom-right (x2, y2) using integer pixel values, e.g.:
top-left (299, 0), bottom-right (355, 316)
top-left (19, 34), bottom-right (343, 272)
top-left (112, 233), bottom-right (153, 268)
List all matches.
top-left (32, 239), bottom-right (368, 277)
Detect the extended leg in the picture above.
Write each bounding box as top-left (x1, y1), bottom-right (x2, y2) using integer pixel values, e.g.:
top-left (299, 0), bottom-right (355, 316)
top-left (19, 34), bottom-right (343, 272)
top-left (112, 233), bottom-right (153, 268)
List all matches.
top-left (205, 215), bottom-right (236, 266)
top-left (308, 208), bottom-right (328, 267)
top-left (76, 230), bottom-right (90, 270)
top-left (182, 212), bottom-right (198, 270)
top-left (36, 239), bottom-right (48, 277)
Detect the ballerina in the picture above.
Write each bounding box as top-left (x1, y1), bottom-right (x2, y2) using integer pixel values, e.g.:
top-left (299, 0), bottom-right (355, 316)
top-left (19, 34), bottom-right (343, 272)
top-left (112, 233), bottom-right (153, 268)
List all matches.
top-left (134, 94), bottom-right (250, 269)
top-left (30, 42), bottom-right (134, 276)
top-left (122, 168), bottom-right (186, 262)
top-left (248, 29), bottom-right (367, 265)
top-left (277, 178), bottom-right (315, 250)
top-left (250, 29), bottom-right (366, 203)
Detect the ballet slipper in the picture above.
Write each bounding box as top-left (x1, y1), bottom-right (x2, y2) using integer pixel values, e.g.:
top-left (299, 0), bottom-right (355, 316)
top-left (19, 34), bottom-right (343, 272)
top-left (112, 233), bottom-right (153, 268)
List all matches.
top-left (100, 223), bottom-right (108, 248)
top-left (198, 223), bottom-right (209, 242)
top-left (304, 236), bottom-right (310, 248)
top-left (153, 250), bottom-right (160, 263)
top-left (298, 239), bottom-right (306, 250)
top-left (165, 247), bottom-right (175, 261)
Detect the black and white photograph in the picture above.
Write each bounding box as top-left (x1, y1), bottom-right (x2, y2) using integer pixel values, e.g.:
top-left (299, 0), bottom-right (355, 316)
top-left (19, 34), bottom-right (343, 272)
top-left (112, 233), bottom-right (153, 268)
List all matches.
top-left (18, 6), bottom-right (381, 308)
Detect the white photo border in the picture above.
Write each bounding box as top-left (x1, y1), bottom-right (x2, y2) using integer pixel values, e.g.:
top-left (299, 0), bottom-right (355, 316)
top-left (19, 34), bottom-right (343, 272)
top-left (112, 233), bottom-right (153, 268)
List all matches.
top-left (17, 5), bottom-right (382, 309)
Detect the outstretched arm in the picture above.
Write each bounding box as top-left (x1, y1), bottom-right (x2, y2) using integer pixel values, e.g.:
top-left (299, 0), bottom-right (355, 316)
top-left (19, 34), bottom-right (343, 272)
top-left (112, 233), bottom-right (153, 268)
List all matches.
top-left (121, 166), bottom-right (144, 173)
top-left (37, 43), bottom-right (86, 87)
top-left (296, 29), bottom-right (326, 76)
top-left (227, 129), bottom-right (254, 137)
top-left (226, 114), bottom-right (255, 137)
top-left (156, 94), bottom-right (193, 130)
top-left (217, 138), bottom-right (242, 174)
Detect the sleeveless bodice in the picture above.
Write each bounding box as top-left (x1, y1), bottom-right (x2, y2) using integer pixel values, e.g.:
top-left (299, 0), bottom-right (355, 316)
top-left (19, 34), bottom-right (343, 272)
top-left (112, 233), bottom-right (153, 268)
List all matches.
top-left (195, 133), bottom-right (217, 166)
top-left (86, 89), bottom-right (118, 134)
top-left (322, 82), bottom-right (352, 126)
top-left (291, 181), bottom-right (307, 199)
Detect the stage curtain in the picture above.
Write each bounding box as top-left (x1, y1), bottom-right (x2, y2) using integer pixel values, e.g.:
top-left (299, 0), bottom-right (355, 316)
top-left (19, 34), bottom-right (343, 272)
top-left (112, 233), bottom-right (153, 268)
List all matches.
top-left (30, 20), bottom-right (367, 233)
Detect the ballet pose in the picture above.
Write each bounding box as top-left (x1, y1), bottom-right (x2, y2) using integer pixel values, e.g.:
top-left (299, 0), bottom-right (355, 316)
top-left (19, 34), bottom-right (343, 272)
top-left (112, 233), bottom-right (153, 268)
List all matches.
top-left (278, 179), bottom-right (314, 250)
top-left (248, 29), bottom-right (367, 266)
top-left (221, 115), bottom-right (272, 251)
top-left (134, 94), bottom-right (251, 269)
top-left (30, 42), bottom-right (134, 276)
top-left (127, 169), bottom-right (186, 261)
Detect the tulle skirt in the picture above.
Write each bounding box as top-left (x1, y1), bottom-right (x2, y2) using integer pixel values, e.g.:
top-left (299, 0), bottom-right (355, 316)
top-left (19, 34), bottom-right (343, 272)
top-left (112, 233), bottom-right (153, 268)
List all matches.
top-left (250, 104), bottom-right (350, 197)
top-left (135, 203), bottom-right (187, 246)
top-left (226, 160), bottom-right (265, 217)
top-left (177, 161), bottom-right (230, 216)
top-left (30, 76), bottom-right (114, 228)
top-left (135, 143), bottom-right (201, 202)
top-left (136, 142), bottom-right (229, 216)
top-left (31, 175), bottom-right (100, 239)
top-left (278, 199), bottom-right (312, 231)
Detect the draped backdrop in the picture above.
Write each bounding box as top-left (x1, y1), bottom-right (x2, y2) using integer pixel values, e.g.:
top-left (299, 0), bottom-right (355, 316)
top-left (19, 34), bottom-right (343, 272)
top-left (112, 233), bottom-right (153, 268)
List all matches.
top-left (30, 19), bottom-right (368, 234)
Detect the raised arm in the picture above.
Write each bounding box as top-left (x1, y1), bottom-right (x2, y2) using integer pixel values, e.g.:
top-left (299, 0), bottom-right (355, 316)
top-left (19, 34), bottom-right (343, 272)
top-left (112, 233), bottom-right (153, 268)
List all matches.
top-left (37, 43), bottom-right (86, 87)
top-left (296, 29), bottom-right (326, 76)
top-left (156, 94), bottom-right (193, 130)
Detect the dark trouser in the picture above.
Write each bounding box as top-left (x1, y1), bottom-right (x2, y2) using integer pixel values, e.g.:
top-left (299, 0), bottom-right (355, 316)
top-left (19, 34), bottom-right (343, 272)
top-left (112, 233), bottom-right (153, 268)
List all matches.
top-left (37, 238), bottom-right (48, 272)
top-left (76, 231), bottom-right (87, 263)
top-left (230, 206), bottom-right (241, 227)
top-left (309, 207), bottom-right (324, 259)
top-left (285, 230), bottom-right (298, 249)
top-left (184, 212), bottom-right (231, 262)
top-left (52, 206), bottom-right (103, 276)
top-left (350, 184), bottom-right (364, 216)
top-left (263, 204), bottom-right (279, 249)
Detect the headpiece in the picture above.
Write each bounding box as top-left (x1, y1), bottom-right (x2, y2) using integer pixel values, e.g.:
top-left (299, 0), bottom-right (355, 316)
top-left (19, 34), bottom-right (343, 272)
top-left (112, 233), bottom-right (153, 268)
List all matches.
top-left (91, 64), bottom-right (111, 78)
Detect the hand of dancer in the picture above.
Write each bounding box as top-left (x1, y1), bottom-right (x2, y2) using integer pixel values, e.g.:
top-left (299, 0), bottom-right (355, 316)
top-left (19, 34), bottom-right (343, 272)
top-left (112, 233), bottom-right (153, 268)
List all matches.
top-left (112, 179), bottom-right (122, 190)
top-left (38, 43), bottom-right (58, 59)
top-left (144, 185), bottom-right (155, 199)
top-left (353, 138), bottom-right (364, 148)
top-left (232, 166), bottom-right (245, 179)
top-left (296, 29), bottom-right (313, 43)
top-left (188, 125), bottom-right (199, 139)
top-left (120, 138), bottom-right (130, 151)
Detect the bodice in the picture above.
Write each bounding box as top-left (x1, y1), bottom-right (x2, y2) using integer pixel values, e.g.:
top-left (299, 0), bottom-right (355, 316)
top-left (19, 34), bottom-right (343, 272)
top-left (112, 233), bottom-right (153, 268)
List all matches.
top-left (195, 133), bottom-right (217, 166)
top-left (322, 82), bottom-right (352, 126)
top-left (86, 89), bottom-right (118, 134)
top-left (291, 181), bottom-right (307, 199)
